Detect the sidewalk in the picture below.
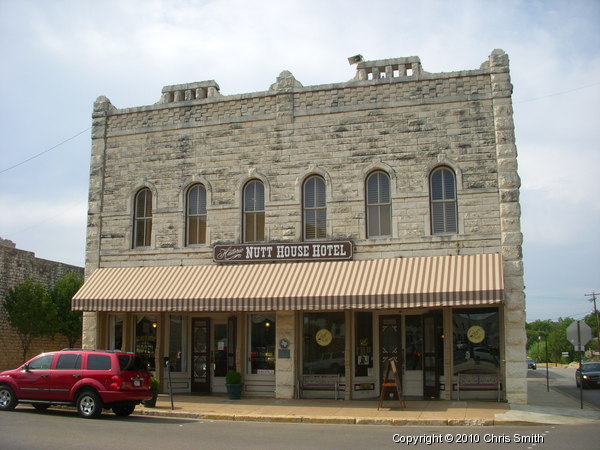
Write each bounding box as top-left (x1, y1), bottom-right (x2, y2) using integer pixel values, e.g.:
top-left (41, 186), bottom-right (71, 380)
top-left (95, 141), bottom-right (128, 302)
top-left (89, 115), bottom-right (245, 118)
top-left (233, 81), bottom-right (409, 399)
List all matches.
top-left (136, 375), bottom-right (600, 426)
top-left (495, 373), bottom-right (600, 425)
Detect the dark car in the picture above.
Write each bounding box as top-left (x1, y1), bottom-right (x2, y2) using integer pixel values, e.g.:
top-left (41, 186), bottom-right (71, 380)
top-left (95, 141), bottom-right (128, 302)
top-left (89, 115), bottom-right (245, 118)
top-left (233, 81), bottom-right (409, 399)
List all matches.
top-left (576, 362), bottom-right (600, 388)
top-left (0, 349), bottom-right (152, 418)
top-left (527, 359), bottom-right (537, 370)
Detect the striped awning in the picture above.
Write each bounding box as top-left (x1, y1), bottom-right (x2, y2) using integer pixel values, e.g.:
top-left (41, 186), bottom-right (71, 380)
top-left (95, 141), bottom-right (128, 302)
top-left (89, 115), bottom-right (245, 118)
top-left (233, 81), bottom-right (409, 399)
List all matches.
top-left (72, 253), bottom-right (504, 312)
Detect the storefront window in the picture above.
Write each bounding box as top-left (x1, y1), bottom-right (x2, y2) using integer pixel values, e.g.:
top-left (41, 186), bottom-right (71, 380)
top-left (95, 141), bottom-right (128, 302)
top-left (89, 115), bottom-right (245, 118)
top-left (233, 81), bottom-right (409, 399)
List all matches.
top-left (135, 315), bottom-right (157, 371)
top-left (109, 315), bottom-right (123, 351)
top-left (452, 308), bottom-right (500, 375)
top-left (303, 312), bottom-right (345, 375)
top-left (168, 315), bottom-right (186, 372)
top-left (355, 312), bottom-right (373, 377)
top-left (405, 315), bottom-right (423, 370)
top-left (248, 314), bottom-right (275, 374)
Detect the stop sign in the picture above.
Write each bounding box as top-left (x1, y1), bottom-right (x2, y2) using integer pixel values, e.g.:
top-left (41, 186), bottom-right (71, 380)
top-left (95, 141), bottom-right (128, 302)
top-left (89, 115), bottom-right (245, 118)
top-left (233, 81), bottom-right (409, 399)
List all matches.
top-left (567, 320), bottom-right (592, 351)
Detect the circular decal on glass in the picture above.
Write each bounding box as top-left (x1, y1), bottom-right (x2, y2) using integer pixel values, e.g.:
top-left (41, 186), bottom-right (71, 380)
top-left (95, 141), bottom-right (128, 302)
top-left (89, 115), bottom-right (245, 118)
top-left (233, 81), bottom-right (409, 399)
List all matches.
top-left (315, 329), bottom-right (333, 346)
top-left (467, 325), bottom-right (485, 344)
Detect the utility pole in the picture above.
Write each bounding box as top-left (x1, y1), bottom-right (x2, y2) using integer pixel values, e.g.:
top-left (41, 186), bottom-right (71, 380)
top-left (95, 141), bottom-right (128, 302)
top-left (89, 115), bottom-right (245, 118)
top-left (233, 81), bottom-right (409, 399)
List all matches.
top-left (585, 291), bottom-right (600, 357)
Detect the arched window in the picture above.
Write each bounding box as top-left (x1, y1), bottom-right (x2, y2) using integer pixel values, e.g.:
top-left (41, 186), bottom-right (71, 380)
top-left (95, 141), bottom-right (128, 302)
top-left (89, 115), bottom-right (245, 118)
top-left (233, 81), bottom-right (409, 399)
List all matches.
top-left (243, 180), bottom-right (265, 243)
top-left (133, 188), bottom-right (152, 248)
top-left (186, 184), bottom-right (207, 245)
top-left (366, 171), bottom-right (391, 238)
top-left (430, 166), bottom-right (457, 234)
top-left (303, 175), bottom-right (327, 241)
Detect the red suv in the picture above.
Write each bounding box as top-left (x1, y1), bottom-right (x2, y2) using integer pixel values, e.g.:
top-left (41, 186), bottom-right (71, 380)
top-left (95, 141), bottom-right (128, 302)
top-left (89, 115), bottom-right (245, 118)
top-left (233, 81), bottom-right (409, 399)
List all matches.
top-left (0, 349), bottom-right (152, 419)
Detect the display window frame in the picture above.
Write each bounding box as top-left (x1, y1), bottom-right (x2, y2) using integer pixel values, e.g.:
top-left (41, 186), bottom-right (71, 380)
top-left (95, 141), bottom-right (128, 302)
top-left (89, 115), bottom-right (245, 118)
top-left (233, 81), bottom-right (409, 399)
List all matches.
top-left (302, 312), bottom-right (346, 376)
top-left (452, 307), bottom-right (500, 376)
top-left (247, 314), bottom-right (276, 376)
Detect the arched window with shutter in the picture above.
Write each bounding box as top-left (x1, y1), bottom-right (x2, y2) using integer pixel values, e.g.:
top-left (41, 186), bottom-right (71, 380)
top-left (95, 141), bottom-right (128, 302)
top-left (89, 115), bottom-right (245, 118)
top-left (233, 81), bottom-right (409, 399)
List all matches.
top-left (429, 166), bottom-right (457, 234)
top-left (366, 171), bottom-right (391, 238)
top-left (243, 180), bottom-right (265, 243)
top-left (303, 175), bottom-right (327, 241)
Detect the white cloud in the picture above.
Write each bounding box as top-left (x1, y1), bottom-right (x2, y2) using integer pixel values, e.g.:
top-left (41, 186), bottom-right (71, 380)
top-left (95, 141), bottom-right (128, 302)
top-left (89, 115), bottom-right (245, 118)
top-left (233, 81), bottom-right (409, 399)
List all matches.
top-left (0, 196), bottom-right (85, 229)
top-left (0, 195), bottom-right (87, 266)
top-left (520, 144), bottom-right (600, 207)
top-left (1, 0), bottom-right (598, 321)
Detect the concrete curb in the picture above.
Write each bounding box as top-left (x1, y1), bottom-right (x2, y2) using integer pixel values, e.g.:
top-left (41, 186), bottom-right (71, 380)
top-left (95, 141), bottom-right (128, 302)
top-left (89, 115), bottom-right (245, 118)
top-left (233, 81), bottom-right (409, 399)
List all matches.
top-left (135, 409), bottom-right (543, 426)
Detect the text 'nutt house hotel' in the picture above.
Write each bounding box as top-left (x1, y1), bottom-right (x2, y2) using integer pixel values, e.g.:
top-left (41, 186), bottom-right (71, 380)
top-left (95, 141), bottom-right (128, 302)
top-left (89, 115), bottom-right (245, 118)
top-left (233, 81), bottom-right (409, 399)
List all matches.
top-left (73, 50), bottom-right (527, 403)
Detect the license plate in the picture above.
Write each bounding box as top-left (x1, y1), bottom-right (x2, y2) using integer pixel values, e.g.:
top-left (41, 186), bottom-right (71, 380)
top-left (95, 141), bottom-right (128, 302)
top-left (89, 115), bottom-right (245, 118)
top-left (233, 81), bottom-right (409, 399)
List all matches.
top-left (133, 379), bottom-right (141, 387)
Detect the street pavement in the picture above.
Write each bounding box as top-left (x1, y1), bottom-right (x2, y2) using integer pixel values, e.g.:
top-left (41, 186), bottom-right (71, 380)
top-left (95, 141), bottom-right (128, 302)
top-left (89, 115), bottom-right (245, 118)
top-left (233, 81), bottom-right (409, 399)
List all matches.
top-left (136, 370), bottom-right (600, 426)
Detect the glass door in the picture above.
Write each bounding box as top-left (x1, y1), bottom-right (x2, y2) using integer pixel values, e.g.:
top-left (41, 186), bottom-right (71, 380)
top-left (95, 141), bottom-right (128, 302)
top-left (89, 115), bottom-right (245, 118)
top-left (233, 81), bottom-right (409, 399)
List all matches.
top-left (212, 322), bottom-right (228, 393)
top-left (379, 315), bottom-right (402, 397)
top-left (191, 318), bottom-right (210, 393)
top-left (423, 314), bottom-right (442, 398)
top-left (404, 315), bottom-right (423, 396)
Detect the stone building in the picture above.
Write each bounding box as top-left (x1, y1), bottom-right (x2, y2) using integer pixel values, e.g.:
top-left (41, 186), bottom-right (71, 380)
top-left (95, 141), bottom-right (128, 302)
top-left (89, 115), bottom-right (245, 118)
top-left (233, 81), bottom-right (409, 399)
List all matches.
top-left (73, 50), bottom-right (526, 403)
top-left (0, 238), bottom-right (83, 369)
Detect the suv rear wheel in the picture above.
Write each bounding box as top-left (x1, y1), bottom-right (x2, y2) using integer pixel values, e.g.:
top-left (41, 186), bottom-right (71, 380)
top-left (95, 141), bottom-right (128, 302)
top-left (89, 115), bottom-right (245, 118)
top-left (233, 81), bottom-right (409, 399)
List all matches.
top-left (0, 385), bottom-right (18, 411)
top-left (76, 390), bottom-right (103, 419)
top-left (112, 403), bottom-right (136, 417)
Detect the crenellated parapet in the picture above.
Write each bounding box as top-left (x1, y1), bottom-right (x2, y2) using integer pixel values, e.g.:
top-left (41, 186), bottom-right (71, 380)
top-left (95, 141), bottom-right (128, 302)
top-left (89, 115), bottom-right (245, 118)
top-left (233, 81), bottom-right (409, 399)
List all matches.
top-left (160, 80), bottom-right (221, 104)
top-left (353, 56), bottom-right (424, 81)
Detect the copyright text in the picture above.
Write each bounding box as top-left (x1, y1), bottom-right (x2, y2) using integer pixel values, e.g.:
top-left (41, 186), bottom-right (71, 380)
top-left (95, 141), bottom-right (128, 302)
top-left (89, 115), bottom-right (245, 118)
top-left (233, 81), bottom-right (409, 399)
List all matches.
top-left (392, 432), bottom-right (545, 445)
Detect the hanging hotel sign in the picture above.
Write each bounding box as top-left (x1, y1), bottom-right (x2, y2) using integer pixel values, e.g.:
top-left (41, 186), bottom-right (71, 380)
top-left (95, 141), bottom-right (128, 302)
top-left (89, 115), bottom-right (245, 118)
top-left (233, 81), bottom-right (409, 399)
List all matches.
top-left (213, 241), bottom-right (353, 263)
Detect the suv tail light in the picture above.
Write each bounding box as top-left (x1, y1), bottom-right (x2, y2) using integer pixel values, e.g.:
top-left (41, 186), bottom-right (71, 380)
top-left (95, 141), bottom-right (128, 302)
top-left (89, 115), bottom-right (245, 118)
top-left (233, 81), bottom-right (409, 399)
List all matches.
top-left (110, 375), bottom-right (123, 390)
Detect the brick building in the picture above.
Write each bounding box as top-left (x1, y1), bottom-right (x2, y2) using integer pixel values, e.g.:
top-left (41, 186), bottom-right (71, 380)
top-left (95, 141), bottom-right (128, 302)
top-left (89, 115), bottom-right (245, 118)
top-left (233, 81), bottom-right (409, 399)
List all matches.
top-left (0, 238), bottom-right (83, 369)
top-left (73, 50), bottom-right (527, 403)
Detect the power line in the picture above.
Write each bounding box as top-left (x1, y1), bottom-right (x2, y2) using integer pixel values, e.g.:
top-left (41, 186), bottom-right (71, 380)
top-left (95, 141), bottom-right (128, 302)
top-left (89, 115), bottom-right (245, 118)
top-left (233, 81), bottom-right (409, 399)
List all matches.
top-left (528, 310), bottom-right (593, 324)
top-left (0, 127), bottom-right (90, 175)
top-left (515, 81), bottom-right (600, 104)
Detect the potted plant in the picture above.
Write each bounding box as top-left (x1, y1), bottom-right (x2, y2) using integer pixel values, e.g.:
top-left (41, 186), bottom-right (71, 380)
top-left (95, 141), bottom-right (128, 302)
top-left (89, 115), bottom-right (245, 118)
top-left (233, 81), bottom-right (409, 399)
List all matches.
top-left (225, 370), bottom-right (243, 400)
top-left (143, 377), bottom-right (159, 407)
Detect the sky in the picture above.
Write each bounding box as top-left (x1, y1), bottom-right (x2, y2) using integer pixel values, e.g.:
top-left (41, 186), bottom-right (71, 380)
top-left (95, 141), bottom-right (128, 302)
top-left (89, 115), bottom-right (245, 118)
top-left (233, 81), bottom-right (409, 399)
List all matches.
top-left (0, 0), bottom-right (598, 323)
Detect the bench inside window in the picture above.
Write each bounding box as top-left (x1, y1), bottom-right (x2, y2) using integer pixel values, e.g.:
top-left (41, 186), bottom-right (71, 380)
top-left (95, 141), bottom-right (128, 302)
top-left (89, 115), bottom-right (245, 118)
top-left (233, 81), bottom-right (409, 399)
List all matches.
top-left (457, 372), bottom-right (501, 401)
top-left (298, 374), bottom-right (343, 400)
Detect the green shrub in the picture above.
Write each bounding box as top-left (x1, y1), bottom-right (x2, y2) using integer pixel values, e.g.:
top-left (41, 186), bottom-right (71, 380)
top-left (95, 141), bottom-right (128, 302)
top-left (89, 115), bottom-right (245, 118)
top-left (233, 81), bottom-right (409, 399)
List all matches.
top-left (225, 370), bottom-right (242, 384)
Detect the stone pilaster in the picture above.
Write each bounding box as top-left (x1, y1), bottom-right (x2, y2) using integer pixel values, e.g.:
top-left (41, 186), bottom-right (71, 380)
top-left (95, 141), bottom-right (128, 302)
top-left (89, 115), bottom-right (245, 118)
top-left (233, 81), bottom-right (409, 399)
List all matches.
top-left (270, 71), bottom-right (301, 125)
top-left (81, 312), bottom-right (99, 350)
top-left (82, 96), bottom-right (114, 349)
top-left (275, 311), bottom-right (296, 398)
top-left (489, 49), bottom-right (527, 404)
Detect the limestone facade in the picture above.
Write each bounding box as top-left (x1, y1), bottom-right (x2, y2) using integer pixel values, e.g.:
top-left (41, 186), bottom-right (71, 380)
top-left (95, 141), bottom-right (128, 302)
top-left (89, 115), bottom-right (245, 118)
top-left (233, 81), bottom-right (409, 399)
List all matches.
top-left (80, 50), bottom-right (526, 403)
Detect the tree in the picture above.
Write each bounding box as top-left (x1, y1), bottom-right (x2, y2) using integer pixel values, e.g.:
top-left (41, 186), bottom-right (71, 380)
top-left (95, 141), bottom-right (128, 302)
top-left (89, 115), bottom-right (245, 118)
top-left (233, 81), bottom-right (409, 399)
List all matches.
top-left (526, 319), bottom-right (553, 349)
top-left (584, 311), bottom-right (600, 354)
top-left (526, 317), bottom-right (574, 364)
top-left (548, 317), bottom-right (574, 363)
top-left (50, 272), bottom-right (84, 348)
top-left (527, 340), bottom-right (545, 362)
top-left (3, 279), bottom-right (56, 362)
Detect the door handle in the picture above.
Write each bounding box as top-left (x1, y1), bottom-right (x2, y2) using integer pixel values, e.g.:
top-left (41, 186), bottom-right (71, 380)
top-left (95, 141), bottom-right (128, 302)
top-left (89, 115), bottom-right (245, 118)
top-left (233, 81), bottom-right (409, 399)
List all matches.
top-left (72, 374), bottom-right (81, 378)
top-left (41, 374), bottom-right (49, 378)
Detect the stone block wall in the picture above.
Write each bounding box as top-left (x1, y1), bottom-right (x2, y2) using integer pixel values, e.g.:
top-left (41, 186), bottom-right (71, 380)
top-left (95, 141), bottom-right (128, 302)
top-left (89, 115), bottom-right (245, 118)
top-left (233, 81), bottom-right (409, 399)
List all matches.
top-left (0, 238), bottom-right (84, 369)
top-left (83, 50), bottom-right (526, 402)
top-left (85, 53), bottom-right (510, 272)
